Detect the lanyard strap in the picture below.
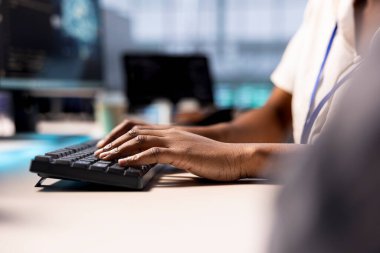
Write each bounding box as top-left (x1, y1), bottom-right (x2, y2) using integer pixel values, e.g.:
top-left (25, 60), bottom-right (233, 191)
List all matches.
top-left (307, 24), bottom-right (338, 116)
top-left (300, 24), bottom-right (338, 144)
top-left (300, 64), bottom-right (360, 144)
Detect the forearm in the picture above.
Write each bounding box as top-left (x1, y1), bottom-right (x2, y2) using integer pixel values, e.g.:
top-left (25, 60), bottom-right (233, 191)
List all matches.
top-left (227, 105), bottom-right (290, 143)
top-left (178, 88), bottom-right (292, 143)
top-left (178, 106), bottom-right (290, 143)
top-left (237, 143), bottom-right (303, 178)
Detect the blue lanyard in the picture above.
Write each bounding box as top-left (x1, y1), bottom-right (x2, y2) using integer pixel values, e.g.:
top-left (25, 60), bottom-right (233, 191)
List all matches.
top-left (300, 24), bottom-right (359, 144)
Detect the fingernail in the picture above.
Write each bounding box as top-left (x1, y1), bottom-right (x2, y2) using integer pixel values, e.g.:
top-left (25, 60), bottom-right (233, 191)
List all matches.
top-left (97, 140), bottom-right (104, 148)
top-left (118, 159), bottom-right (126, 166)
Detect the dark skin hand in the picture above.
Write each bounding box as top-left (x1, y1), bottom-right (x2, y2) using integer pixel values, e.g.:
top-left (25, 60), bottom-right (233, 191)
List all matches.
top-left (97, 127), bottom-right (246, 181)
top-left (95, 88), bottom-right (295, 181)
top-left (95, 125), bottom-right (297, 181)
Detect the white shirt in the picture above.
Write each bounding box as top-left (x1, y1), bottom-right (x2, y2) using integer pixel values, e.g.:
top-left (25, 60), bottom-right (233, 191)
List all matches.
top-left (271, 0), bottom-right (364, 144)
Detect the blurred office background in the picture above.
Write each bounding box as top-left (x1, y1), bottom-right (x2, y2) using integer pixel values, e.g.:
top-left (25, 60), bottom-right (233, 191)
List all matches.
top-left (102, 0), bottom-right (307, 109)
top-left (0, 0), bottom-right (307, 136)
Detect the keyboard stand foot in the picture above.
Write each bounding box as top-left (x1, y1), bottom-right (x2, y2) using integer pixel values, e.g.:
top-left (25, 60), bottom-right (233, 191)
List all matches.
top-left (35, 177), bottom-right (47, 187)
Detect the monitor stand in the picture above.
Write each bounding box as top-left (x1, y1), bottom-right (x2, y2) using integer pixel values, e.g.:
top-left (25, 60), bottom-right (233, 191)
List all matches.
top-left (11, 90), bottom-right (38, 133)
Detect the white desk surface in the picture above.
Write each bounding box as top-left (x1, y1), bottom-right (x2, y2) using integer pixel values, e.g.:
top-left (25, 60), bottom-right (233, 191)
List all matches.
top-left (0, 139), bottom-right (280, 253)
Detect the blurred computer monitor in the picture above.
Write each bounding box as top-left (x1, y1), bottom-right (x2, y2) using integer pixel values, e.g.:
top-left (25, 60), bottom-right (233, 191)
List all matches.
top-left (123, 54), bottom-right (214, 110)
top-left (0, 0), bottom-right (103, 133)
top-left (0, 0), bottom-right (103, 90)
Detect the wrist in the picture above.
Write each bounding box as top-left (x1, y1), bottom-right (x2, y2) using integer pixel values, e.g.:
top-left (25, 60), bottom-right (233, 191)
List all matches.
top-left (235, 144), bottom-right (270, 179)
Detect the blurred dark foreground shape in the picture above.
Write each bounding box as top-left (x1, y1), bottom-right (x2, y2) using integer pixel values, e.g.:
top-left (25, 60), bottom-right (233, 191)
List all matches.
top-left (269, 35), bottom-right (380, 253)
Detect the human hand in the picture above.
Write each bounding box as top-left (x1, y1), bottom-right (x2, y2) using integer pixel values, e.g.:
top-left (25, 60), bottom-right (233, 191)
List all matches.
top-left (95, 126), bottom-right (250, 181)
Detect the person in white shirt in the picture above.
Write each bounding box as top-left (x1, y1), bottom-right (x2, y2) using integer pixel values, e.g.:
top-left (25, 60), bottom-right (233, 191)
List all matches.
top-left (95, 0), bottom-right (380, 181)
top-left (269, 32), bottom-right (380, 253)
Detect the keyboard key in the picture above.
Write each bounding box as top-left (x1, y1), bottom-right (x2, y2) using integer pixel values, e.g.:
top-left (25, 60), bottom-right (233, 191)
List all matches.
top-left (108, 164), bottom-right (126, 175)
top-left (125, 167), bottom-right (143, 177)
top-left (55, 158), bottom-right (75, 165)
top-left (45, 151), bottom-right (65, 159)
top-left (81, 157), bottom-right (98, 162)
top-left (89, 162), bottom-right (109, 172)
top-left (73, 160), bottom-right (92, 169)
top-left (35, 155), bottom-right (52, 162)
top-left (98, 161), bottom-right (112, 165)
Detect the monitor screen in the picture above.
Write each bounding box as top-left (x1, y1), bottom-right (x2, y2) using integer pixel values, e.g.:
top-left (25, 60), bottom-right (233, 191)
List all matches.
top-left (0, 0), bottom-right (103, 90)
top-left (123, 54), bottom-right (214, 108)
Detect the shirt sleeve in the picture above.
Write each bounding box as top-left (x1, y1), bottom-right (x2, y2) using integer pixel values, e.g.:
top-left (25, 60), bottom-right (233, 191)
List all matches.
top-left (270, 0), bottom-right (316, 94)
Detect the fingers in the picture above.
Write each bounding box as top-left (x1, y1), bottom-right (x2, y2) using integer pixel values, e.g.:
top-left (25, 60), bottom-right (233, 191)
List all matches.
top-left (97, 120), bottom-right (132, 148)
top-left (97, 119), bottom-right (148, 148)
top-left (99, 135), bottom-right (165, 161)
top-left (95, 126), bottom-right (169, 157)
top-left (118, 147), bottom-right (174, 167)
top-left (97, 122), bottom-right (171, 149)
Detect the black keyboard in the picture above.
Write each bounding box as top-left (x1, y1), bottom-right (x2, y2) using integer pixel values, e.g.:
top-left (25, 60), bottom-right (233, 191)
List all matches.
top-left (29, 140), bottom-right (161, 189)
